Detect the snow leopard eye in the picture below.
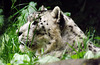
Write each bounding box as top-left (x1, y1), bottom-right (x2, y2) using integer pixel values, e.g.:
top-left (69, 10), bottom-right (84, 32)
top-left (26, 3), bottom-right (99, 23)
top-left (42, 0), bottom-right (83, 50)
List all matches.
top-left (32, 21), bottom-right (38, 25)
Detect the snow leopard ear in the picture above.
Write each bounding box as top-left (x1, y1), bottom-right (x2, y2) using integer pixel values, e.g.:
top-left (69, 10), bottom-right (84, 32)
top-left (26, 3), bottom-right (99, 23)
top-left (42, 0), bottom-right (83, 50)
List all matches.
top-left (51, 6), bottom-right (62, 19)
top-left (51, 6), bottom-right (65, 31)
top-left (40, 5), bottom-right (47, 11)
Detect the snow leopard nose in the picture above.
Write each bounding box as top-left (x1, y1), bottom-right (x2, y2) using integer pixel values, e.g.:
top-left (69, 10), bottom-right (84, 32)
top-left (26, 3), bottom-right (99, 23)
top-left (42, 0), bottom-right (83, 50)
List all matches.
top-left (18, 32), bottom-right (23, 36)
top-left (16, 29), bottom-right (23, 36)
top-left (16, 31), bottom-right (23, 36)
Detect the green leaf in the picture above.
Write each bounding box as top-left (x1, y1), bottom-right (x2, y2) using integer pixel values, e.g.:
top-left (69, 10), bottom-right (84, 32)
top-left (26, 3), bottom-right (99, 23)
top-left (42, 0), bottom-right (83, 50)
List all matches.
top-left (7, 63), bottom-right (11, 65)
top-left (0, 60), bottom-right (6, 65)
top-left (95, 52), bottom-right (100, 58)
top-left (10, 53), bottom-right (30, 65)
top-left (38, 55), bottom-right (60, 64)
top-left (94, 36), bottom-right (100, 40)
top-left (84, 51), bottom-right (94, 59)
top-left (64, 12), bottom-right (71, 16)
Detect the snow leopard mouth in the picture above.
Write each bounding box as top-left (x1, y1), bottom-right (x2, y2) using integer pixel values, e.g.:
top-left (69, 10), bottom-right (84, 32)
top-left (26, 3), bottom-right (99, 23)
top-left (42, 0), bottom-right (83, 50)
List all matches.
top-left (19, 40), bottom-right (39, 50)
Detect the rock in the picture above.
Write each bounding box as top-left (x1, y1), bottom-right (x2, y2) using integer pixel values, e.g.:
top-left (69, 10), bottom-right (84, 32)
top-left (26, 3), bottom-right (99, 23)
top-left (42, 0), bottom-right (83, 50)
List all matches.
top-left (41, 58), bottom-right (100, 65)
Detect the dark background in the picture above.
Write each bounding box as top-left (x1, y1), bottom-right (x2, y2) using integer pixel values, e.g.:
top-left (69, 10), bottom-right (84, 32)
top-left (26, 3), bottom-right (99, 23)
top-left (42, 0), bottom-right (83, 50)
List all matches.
top-left (0, 0), bottom-right (100, 35)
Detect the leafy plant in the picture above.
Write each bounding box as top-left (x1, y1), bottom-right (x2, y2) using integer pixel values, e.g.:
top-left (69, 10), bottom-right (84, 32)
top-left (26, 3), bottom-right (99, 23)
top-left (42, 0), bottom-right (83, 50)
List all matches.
top-left (0, 2), bottom-right (38, 64)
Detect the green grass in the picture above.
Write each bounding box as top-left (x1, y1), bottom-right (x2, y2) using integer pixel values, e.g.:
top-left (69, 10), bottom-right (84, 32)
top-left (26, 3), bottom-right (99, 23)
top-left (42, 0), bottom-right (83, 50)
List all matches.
top-left (0, 1), bottom-right (100, 65)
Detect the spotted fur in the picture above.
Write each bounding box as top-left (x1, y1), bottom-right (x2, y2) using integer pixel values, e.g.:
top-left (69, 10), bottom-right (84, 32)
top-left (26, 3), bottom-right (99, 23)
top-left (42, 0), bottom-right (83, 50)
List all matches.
top-left (16, 6), bottom-right (100, 58)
